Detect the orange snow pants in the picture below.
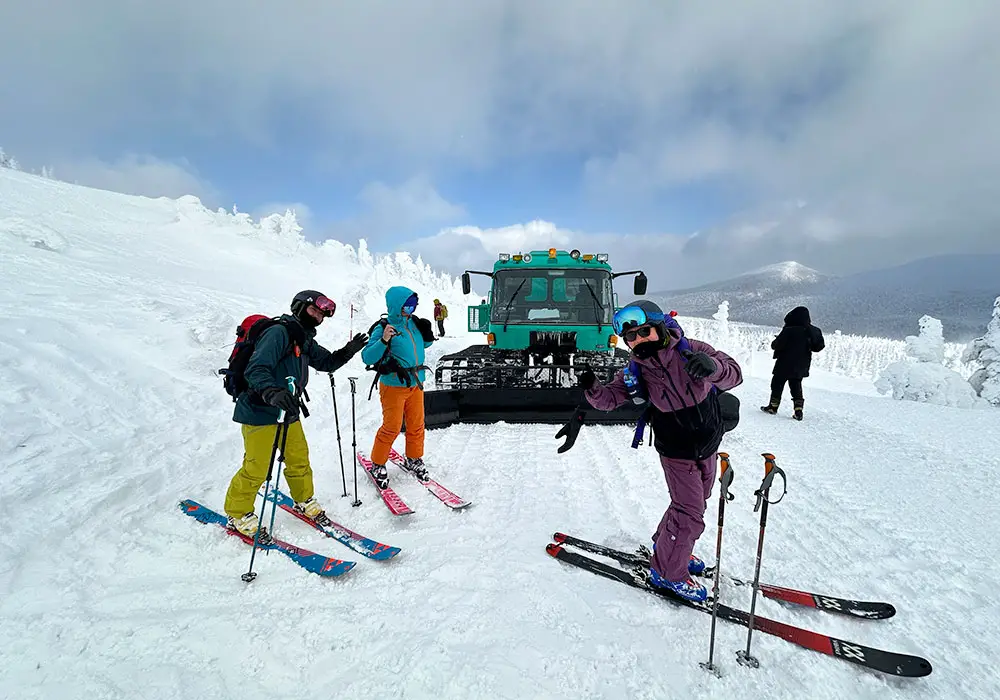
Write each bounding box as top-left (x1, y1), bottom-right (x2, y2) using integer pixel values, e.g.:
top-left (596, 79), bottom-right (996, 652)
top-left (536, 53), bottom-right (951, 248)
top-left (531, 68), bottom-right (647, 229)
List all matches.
top-left (370, 384), bottom-right (425, 466)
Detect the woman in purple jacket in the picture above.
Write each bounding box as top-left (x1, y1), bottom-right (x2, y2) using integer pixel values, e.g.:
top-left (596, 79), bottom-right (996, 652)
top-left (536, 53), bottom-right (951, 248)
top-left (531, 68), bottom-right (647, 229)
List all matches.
top-left (580, 300), bottom-right (743, 601)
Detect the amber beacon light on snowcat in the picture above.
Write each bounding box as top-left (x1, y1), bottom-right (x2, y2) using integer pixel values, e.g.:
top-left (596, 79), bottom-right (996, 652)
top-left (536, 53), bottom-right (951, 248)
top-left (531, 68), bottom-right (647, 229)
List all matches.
top-left (423, 248), bottom-right (648, 428)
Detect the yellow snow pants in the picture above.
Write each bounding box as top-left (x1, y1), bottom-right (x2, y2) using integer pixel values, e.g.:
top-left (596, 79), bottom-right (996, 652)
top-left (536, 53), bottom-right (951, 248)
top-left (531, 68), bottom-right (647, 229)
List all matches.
top-left (224, 421), bottom-right (314, 519)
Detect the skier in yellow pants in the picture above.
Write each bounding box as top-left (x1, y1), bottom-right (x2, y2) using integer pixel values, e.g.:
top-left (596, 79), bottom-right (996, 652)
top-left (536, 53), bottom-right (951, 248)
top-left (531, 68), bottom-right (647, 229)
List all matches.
top-left (223, 290), bottom-right (367, 538)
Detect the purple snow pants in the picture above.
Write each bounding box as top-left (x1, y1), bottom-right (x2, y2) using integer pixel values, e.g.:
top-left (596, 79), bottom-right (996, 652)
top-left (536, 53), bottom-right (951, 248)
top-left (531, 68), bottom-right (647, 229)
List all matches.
top-left (651, 454), bottom-right (717, 582)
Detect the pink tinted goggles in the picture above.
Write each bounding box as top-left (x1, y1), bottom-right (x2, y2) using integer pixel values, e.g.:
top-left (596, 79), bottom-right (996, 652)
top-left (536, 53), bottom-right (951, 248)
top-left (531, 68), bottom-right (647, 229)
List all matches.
top-left (313, 295), bottom-right (337, 316)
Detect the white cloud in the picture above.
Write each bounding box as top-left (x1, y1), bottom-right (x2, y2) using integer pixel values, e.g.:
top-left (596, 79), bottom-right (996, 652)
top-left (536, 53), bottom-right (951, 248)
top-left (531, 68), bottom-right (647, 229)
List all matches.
top-left (55, 154), bottom-right (216, 203)
top-left (325, 175), bottom-right (466, 246)
top-left (399, 221), bottom-right (687, 292)
top-left (3, 1), bottom-right (999, 279)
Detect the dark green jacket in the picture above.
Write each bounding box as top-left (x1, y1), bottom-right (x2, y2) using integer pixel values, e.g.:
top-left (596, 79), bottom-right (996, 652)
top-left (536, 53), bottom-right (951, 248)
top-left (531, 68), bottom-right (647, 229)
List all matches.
top-left (233, 314), bottom-right (355, 425)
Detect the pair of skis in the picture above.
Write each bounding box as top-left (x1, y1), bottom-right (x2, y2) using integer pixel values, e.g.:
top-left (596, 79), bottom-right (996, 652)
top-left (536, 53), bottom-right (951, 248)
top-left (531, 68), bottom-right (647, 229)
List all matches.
top-left (179, 490), bottom-right (402, 578)
top-left (356, 447), bottom-right (471, 516)
top-left (548, 533), bottom-right (932, 678)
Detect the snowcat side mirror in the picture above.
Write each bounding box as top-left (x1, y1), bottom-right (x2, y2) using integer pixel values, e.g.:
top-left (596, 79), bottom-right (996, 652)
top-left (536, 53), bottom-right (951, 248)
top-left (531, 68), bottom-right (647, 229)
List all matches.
top-left (462, 272), bottom-right (471, 295)
top-left (634, 273), bottom-right (648, 296)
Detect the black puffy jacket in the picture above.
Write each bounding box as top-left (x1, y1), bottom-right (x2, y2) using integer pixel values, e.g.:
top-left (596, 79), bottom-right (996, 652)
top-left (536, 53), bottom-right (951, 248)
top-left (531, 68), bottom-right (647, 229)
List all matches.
top-left (771, 306), bottom-right (825, 379)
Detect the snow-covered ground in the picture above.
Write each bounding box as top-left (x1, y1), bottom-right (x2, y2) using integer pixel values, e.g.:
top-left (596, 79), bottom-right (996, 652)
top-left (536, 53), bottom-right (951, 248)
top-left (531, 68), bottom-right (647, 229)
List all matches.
top-left (2, 169), bottom-right (999, 699)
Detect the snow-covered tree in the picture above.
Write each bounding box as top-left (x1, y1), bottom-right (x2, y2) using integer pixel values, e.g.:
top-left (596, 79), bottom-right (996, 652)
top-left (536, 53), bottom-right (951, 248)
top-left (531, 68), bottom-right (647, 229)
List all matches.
top-left (0, 147), bottom-right (20, 170)
top-left (712, 300), bottom-right (730, 342)
top-left (963, 296), bottom-right (1000, 406)
top-left (875, 315), bottom-right (983, 408)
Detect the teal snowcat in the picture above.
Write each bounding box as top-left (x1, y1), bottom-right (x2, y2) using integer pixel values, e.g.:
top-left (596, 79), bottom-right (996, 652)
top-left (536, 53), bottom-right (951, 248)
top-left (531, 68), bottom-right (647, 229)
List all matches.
top-left (424, 248), bottom-right (647, 428)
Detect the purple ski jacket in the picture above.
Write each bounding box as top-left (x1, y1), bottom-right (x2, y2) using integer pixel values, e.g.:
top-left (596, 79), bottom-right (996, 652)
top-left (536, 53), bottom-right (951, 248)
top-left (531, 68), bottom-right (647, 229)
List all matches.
top-left (585, 331), bottom-right (743, 460)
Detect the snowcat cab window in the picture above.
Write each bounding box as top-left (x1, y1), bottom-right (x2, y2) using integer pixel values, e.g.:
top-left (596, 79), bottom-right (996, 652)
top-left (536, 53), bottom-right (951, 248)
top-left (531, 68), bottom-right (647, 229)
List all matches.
top-left (491, 269), bottom-right (614, 325)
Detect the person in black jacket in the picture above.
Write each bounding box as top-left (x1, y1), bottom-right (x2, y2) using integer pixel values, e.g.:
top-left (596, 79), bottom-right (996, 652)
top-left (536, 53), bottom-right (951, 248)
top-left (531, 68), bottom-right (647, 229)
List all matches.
top-left (761, 306), bottom-right (825, 420)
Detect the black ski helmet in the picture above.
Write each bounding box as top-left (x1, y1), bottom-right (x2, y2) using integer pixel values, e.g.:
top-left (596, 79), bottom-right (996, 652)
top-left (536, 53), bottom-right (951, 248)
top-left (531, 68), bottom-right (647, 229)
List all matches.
top-left (290, 290), bottom-right (328, 321)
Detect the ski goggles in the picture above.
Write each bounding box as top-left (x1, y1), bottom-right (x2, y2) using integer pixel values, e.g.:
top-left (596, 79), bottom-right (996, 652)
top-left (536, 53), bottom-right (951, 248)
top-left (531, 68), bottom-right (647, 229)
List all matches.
top-left (401, 293), bottom-right (418, 314)
top-left (612, 306), bottom-right (664, 337)
top-left (312, 295), bottom-right (337, 317)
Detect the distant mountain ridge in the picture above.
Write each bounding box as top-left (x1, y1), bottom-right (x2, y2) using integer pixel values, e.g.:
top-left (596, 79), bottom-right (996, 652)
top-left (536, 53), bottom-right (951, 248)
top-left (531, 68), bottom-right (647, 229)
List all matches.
top-left (649, 254), bottom-right (1000, 341)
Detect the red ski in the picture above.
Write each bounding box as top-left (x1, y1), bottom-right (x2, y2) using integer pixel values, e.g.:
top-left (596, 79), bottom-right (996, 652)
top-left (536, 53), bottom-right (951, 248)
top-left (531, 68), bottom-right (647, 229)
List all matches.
top-left (356, 451), bottom-right (414, 516)
top-left (388, 448), bottom-right (472, 510)
top-left (553, 532), bottom-right (896, 620)
top-left (547, 543), bottom-right (931, 677)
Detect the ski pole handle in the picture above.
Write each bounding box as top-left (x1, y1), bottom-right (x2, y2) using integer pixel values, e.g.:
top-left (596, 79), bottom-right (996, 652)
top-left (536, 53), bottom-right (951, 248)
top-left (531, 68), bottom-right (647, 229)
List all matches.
top-left (348, 376), bottom-right (358, 395)
top-left (754, 452), bottom-right (787, 512)
top-left (276, 375), bottom-right (296, 423)
top-left (718, 452), bottom-right (734, 502)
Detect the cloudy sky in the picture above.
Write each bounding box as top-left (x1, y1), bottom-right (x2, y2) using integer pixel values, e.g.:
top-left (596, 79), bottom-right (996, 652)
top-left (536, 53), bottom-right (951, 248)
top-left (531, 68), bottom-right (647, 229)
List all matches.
top-left (2, 1), bottom-right (998, 290)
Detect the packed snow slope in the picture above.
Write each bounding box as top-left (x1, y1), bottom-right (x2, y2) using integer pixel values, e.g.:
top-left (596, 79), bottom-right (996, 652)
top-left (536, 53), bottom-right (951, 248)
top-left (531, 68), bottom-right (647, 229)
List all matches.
top-left (1, 169), bottom-right (999, 700)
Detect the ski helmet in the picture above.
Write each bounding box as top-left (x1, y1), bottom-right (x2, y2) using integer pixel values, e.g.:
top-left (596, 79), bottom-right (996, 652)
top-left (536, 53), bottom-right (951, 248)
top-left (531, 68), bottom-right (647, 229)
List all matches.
top-left (613, 299), bottom-right (667, 337)
top-left (290, 290), bottom-right (336, 322)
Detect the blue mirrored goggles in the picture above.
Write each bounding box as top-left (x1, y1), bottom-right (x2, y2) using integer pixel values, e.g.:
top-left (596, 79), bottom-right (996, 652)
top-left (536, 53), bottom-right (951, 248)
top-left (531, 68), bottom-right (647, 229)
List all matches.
top-left (401, 293), bottom-right (418, 314)
top-left (612, 306), bottom-right (664, 336)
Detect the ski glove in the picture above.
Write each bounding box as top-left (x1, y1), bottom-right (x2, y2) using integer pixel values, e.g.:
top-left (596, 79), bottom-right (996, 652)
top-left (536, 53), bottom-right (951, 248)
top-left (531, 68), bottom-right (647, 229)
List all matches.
top-left (577, 369), bottom-right (597, 391)
top-left (343, 332), bottom-right (368, 357)
top-left (682, 351), bottom-right (717, 380)
top-left (260, 386), bottom-right (298, 415)
top-left (555, 406), bottom-right (587, 454)
top-left (412, 316), bottom-right (436, 343)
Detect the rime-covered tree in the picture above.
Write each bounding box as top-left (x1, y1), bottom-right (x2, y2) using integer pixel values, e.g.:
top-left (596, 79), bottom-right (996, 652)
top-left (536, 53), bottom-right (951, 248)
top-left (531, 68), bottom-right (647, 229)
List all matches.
top-left (875, 315), bottom-right (982, 408)
top-left (963, 296), bottom-right (1000, 407)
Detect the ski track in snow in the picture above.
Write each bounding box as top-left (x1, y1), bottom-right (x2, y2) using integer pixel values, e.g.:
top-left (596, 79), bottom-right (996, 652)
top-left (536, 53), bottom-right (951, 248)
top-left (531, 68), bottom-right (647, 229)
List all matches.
top-left (2, 168), bottom-right (1000, 699)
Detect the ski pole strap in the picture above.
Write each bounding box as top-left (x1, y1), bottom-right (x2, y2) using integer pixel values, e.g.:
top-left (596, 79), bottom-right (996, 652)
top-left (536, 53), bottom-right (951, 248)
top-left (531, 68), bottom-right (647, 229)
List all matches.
top-left (718, 452), bottom-right (734, 502)
top-left (631, 408), bottom-right (650, 449)
top-left (753, 452), bottom-right (787, 512)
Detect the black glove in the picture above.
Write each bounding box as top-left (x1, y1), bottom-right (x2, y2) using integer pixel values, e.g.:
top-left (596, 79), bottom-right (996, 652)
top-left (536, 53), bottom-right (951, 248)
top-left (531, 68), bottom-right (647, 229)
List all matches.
top-left (577, 369), bottom-right (597, 391)
top-left (555, 407), bottom-right (587, 454)
top-left (260, 386), bottom-right (299, 415)
top-left (343, 332), bottom-right (368, 357)
top-left (412, 316), bottom-right (435, 343)
top-left (682, 351), bottom-right (717, 380)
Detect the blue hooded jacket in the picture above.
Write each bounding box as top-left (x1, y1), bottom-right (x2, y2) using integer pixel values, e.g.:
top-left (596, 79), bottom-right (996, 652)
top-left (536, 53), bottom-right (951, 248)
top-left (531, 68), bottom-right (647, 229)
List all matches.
top-left (360, 285), bottom-right (433, 387)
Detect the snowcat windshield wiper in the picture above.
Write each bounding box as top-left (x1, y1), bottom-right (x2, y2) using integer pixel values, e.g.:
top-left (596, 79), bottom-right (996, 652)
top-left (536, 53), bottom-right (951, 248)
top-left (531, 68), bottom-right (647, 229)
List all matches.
top-left (502, 278), bottom-right (528, 331)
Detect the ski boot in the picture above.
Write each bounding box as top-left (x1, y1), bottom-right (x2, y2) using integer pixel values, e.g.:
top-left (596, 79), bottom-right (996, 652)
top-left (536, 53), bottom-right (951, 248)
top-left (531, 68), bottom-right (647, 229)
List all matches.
top-left (687, 554), bottom-right (707, 576)
top-left (793, 399), bottom-right (804, 421)
top-left (227, 512), bottom-right (273, 545)
top-left (370, 463), bottom-right (389, 489)
top-left (648, 567), bottom-right (709, 602)
top-left (294, 497), bottom-right (332, 526)
top-left (399, 456), bottom-right (429, 481)
top-left (760, 395), bottom-right (780, 415)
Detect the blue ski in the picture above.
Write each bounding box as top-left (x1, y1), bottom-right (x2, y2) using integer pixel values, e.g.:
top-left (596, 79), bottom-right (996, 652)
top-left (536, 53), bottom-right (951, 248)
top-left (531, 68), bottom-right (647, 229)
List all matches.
top-left (179, 499), bottom-right (356, 577)
top-left (262, 489), bottom-right (401, 561)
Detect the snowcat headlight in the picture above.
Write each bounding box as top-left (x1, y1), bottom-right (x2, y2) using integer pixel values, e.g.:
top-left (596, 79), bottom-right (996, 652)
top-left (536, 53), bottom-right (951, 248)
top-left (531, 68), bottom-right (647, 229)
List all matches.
top-left (523, 252), bottom-right (533, 262)
top-left (487, 332), bottom-right (496, 345)
top-left (512, 254), bottom-right (523, 262)
top-left (596, 253), bottom-right (609, 262)
top-left (570, 249), bottom-right (581, 259)
top-left (548, 248), bottom-right (557, 259)
top-left (499, 253), bottom-right (510, 262)
top-left (609, 334), bottom-right (618, 347)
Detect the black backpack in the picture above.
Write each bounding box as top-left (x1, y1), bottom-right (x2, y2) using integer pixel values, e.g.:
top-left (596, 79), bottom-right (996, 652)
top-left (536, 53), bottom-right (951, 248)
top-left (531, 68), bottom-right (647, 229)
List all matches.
top-left (219, 315), bottom-right (306, 401)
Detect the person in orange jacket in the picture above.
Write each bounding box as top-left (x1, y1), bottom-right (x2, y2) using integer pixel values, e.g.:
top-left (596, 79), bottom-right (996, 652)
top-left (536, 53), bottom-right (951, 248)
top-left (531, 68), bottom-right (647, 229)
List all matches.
top-left (360, 286), bottom-right (435, 486)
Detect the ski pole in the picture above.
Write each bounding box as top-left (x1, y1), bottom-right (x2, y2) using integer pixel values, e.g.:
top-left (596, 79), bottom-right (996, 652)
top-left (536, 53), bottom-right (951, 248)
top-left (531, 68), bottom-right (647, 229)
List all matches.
top-left (242, 376), bottom-right (296, 583)
top-left (329, 373), bottom-right (348, 497)
top-left (736, 452), bottom-right (787, 668)
top-left (348, 376), bottom-right (362, 507)
top-left (266, 376), bottom-right (297, 539)
top-left (700, 452), bottom-right (735, 677)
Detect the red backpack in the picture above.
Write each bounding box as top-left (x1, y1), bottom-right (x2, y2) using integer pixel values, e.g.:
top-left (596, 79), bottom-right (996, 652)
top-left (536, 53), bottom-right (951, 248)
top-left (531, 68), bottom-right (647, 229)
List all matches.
top-left (219, 315), bottom-right (305, 401)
